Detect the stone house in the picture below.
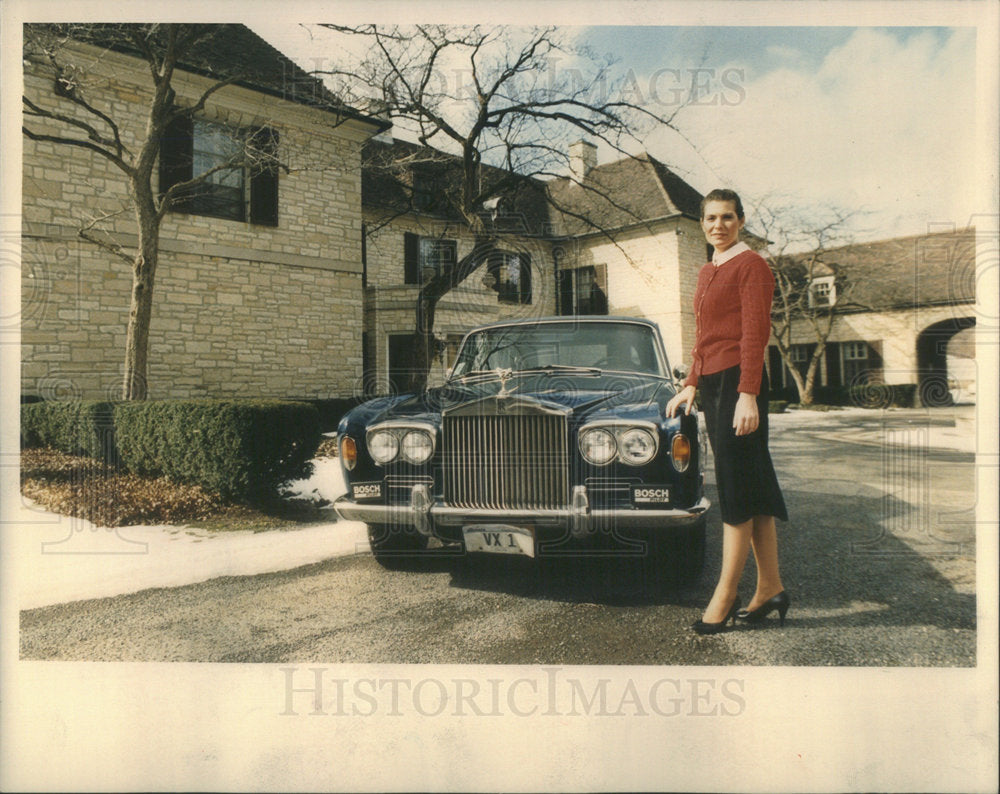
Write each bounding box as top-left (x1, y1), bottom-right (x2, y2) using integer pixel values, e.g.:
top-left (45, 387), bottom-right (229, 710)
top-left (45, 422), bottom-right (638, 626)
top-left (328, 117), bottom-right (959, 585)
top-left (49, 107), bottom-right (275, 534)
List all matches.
top-left (359, 137), bottom-right (556, 393)
top-left (766, 227), bottom-right (977, 405)
top-left (20, 25), bottom-right (977, 406)
top-left (360, 137), bottom-right (713, 390)
top-left (20, 24), bottom-right (385, 401)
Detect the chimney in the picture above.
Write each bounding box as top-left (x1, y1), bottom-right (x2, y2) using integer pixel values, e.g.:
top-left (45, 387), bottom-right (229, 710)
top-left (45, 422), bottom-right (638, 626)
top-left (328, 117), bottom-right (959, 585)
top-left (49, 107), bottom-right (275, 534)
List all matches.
top-left (569, 140), bottom-right (597, 183)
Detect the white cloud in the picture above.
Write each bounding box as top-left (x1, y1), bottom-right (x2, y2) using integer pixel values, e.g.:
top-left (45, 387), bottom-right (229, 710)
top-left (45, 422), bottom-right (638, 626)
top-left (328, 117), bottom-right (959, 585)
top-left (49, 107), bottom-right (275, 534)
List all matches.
top-left (647, 27), bottom-right (978, 241)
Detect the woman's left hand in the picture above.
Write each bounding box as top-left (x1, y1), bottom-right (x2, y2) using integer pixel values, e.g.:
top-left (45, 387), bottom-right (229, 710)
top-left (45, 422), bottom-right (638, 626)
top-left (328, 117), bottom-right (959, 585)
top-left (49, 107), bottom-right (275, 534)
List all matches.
top-left (733, 392), bottom-right (759, 436)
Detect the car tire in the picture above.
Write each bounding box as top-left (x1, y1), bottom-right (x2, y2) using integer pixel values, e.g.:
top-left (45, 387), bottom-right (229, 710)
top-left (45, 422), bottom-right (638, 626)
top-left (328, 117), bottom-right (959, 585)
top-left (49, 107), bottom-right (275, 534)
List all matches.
top-left (367, 524), bottom-right (430, 569)
top-left (641, 517), bottom-right (706, 594)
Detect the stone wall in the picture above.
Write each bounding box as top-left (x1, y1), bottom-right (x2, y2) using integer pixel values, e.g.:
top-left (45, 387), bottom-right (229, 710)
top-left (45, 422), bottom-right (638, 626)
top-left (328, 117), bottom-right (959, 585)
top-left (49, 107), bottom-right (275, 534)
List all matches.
top-left (21, 41), bottom-right (373, 400)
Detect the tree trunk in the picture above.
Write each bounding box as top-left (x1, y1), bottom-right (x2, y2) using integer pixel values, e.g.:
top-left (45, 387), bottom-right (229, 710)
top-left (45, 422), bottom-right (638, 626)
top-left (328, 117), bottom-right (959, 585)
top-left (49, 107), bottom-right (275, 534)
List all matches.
top-left (123, 203), bottom-right (160, 400)
top-left (408, 293), bottom-right (437, 393)
top-left (406, 236), bottom-right (495, 393)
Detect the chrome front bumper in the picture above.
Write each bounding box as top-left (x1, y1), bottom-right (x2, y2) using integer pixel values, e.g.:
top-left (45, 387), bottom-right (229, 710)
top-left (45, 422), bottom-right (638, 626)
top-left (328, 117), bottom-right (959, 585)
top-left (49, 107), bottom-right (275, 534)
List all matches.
top-left (334, 484), bottom-right (710, 539)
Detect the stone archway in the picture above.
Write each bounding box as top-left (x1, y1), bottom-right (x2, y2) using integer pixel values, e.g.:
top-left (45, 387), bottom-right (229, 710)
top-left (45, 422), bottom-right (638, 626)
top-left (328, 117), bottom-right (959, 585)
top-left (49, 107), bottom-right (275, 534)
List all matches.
top-left (915, 316), bottom-right (976, 406)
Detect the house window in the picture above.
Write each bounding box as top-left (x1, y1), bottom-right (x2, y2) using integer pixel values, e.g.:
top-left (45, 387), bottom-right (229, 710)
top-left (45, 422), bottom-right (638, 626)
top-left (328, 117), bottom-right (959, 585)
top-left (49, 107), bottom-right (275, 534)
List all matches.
top-left (558, 265), bottom-right (608, 315)
top-left (841, 340), bottom-right (870, 385)
top-left (487, 251), bottom-right (532, 305)
top-left (403, 233), bottom-right (457, 284)
top-left (159, 117), bottom-right (279, 226)
top-left (809, 275), bottom-right (836, 308)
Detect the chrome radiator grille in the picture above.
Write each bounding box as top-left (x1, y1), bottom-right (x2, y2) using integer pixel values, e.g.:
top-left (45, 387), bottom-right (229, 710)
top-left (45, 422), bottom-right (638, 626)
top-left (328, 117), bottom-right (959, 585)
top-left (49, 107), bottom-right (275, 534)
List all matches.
top-left (443, 413), bottom-right (569, 509)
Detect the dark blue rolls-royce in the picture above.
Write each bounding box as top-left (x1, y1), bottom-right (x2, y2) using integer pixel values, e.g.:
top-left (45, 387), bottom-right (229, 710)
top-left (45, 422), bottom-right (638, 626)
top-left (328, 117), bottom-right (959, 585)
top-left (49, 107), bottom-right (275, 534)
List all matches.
top-left (334, 317), bottom-right (709, 580)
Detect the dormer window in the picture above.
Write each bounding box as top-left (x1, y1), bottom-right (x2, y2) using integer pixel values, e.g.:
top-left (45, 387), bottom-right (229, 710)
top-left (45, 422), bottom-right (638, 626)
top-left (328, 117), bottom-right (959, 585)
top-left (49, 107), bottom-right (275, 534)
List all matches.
top-left (809, 275), bottom-right (836, 308)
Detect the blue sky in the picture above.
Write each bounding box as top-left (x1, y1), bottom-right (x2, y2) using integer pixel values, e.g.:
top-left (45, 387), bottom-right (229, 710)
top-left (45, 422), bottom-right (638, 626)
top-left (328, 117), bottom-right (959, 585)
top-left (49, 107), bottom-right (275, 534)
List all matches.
top-left (574, 25), bottom-right (979, 243)
top-left (254, 20), bottom-right (983, 246)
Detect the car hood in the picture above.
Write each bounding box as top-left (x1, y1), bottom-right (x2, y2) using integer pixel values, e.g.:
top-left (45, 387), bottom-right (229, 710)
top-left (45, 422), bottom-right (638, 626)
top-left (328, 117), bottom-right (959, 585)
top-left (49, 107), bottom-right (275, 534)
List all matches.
top-left (351, 372), bottom-right (675, 426)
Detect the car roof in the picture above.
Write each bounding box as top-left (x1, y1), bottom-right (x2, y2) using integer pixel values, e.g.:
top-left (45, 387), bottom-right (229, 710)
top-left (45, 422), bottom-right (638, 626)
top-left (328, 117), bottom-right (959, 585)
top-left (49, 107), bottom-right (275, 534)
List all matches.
top-left (466, 315), bottom-right (661, 332)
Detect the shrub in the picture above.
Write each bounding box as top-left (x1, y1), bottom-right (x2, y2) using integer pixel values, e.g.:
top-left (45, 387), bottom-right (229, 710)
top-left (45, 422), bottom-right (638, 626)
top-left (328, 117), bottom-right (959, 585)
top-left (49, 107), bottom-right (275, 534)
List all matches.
top-left (21, 400), bottom-right (117, 462)
top-left (768, 400), bottom-right (789, 414)
top-left (847, 383), bottom-right (918, 409)
top-left (113, 400), bottom-right (321, 502)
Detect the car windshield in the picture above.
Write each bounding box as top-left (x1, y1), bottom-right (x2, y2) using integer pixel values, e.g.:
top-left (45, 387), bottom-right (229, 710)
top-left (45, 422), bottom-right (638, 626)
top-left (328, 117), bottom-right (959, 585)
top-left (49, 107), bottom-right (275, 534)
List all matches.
top-left (450, 321), bottom-right (667, 379)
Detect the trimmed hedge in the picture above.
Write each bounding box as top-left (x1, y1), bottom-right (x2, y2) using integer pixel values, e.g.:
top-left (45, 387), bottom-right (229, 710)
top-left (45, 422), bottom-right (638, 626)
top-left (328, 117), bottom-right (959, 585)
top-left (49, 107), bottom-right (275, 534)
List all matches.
top-left (114, 400), bottom-right (320, 501)
top-left (21, 400), bottom-right (117, 461)
top-left (22, 399), bottom-right (321, 502)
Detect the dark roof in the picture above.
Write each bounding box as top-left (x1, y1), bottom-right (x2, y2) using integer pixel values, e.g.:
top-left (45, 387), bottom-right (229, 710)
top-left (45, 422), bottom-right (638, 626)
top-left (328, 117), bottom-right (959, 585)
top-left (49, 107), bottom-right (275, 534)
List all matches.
top-left (793, 228), bottom-right (976, 310)
top-left (31, 23), bottom-right (386, 128)
top-left (362, 141), bottom-right (707, 240)
top-left (546, 152), bottom-right (704, 236)
top-left (362, 138), bottom-right (551, 235)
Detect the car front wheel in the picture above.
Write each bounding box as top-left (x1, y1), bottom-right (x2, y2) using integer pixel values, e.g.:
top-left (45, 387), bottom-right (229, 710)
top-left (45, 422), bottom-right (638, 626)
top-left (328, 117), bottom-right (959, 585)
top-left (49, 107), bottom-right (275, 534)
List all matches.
top-left (367, 523), bottom-right (430, 569)
top-left (640, 517), bottom-right (706, 593)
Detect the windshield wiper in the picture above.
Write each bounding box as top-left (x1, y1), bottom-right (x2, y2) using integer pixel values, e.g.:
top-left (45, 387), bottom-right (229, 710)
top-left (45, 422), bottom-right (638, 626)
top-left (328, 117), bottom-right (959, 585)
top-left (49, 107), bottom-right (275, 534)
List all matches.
top-left (520, 365), bottom-right (603, 376)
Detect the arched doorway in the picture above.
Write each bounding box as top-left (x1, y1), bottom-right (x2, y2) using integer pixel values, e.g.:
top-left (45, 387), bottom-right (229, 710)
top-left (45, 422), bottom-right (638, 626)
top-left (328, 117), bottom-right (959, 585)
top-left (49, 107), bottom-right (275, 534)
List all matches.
top-left (916, 316), bottom-right (976, 406)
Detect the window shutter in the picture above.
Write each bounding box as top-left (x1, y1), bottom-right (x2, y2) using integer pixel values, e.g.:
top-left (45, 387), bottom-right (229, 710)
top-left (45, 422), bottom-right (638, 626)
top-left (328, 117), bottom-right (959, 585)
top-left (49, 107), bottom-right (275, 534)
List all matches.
top-left (361, 223), bottom-right (367, 288)
top-left (593, 264), bottom-right (609, 314)
top-left (443, 239), bottom-right (457, 271)
top-left (519, 253), bottom-right (532, 304)
top-left (404, 232), bottom-right (419, 284)
top-left (159, 115), bottom-right (193, 197)
top-left (768, 345), bottom-right (784, 389)
top-left (557, 270), bottom-right (572, 315)
top-left (825, 342), bottom-right (842, 387)
top-left (249, 127), bottom-right (279, 227)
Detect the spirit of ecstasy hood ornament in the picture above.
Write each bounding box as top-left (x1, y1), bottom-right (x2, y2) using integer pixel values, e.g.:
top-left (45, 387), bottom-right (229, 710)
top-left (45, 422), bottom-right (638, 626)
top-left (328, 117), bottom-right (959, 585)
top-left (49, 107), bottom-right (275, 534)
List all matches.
top-left (494, 368), bottom-right (518, 398)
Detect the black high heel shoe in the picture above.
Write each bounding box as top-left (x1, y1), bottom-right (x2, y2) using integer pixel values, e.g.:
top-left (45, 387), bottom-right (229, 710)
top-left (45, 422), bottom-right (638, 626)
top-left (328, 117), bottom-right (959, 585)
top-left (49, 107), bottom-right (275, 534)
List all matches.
top-left (691, 597), bottom-right (741, 635)
top-left (736, 591), bottom-right (790, 626)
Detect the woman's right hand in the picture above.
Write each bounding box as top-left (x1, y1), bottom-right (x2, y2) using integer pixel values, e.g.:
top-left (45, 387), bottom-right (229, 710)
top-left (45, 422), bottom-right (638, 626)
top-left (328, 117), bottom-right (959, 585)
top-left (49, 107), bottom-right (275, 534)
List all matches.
top-left (667, 384), bottom-right (697, 417)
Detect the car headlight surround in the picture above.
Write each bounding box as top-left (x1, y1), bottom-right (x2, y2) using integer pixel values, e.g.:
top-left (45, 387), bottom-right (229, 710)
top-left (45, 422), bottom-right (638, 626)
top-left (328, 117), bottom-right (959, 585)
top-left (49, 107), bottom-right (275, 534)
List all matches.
top-left (401, 429), bottom-right (434, 464)
top-left (368, 429), bottom-right (400, 464)
top-left (579, 428), bottom-right (617, 465)
top-left (619, 427), bottom-right (657, 466)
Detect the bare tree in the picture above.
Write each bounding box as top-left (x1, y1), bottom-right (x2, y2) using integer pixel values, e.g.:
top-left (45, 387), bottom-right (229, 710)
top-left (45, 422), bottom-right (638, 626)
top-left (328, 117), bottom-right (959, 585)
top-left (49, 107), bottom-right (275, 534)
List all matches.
top-left (749, 200), bottom-right (865, 405)
top-left (22, 23), bottom-right (283, 400)
top-left (313, 24), bottom-right (686, 391)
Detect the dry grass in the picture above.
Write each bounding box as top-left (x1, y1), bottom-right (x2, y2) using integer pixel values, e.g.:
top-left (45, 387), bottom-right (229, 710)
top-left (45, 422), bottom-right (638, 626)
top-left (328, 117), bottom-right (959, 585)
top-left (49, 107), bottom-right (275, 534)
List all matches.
top-left (20, 447), bottom-right (334, 531)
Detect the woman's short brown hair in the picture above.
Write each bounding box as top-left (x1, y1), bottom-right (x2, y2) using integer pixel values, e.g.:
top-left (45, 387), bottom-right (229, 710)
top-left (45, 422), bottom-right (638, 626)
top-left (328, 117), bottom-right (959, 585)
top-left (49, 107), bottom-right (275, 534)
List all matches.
top-left (700, 188), bottom-right (745, 220)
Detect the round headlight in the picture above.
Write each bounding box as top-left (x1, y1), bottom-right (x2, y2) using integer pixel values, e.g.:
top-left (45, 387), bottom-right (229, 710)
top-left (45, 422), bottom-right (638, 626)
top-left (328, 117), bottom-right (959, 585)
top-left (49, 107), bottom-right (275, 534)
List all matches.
top-left (401, 429), bottom-right (434, 464)
top-left (619, 428), bottom-right (657, 466)
top-left (580, 428), bottom-right (617, 465)
top-left (368, 430), bottom-right (399, 464)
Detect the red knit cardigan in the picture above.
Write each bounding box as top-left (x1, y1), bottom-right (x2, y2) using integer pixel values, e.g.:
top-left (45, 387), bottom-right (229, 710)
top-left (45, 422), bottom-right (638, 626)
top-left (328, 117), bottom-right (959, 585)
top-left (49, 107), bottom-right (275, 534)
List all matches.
top-left (682, 249), bottom-right (775, 395)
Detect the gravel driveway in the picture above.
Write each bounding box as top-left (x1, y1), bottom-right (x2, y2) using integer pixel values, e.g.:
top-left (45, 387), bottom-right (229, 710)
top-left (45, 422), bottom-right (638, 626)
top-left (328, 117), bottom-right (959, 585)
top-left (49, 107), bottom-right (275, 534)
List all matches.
top-left (19, 406), bottom-right (977, 666)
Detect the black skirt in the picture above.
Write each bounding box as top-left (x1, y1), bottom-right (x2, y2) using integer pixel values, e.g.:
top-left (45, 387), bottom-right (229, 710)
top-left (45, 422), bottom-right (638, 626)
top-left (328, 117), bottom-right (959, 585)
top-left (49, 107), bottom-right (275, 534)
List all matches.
top-left (699, 364), bottom-right (788, 525)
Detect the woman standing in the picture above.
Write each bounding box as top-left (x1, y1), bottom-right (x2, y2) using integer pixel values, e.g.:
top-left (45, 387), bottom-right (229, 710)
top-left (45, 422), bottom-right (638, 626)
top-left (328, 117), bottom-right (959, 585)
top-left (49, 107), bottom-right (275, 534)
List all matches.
top-left (666, 189), bottom-right (789, 635)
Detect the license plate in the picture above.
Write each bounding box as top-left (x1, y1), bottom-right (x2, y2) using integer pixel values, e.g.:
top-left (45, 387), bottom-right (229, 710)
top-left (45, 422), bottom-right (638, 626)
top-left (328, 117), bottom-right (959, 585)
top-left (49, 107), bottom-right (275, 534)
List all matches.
top-left (463, 525), bottom-right (535, 557)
